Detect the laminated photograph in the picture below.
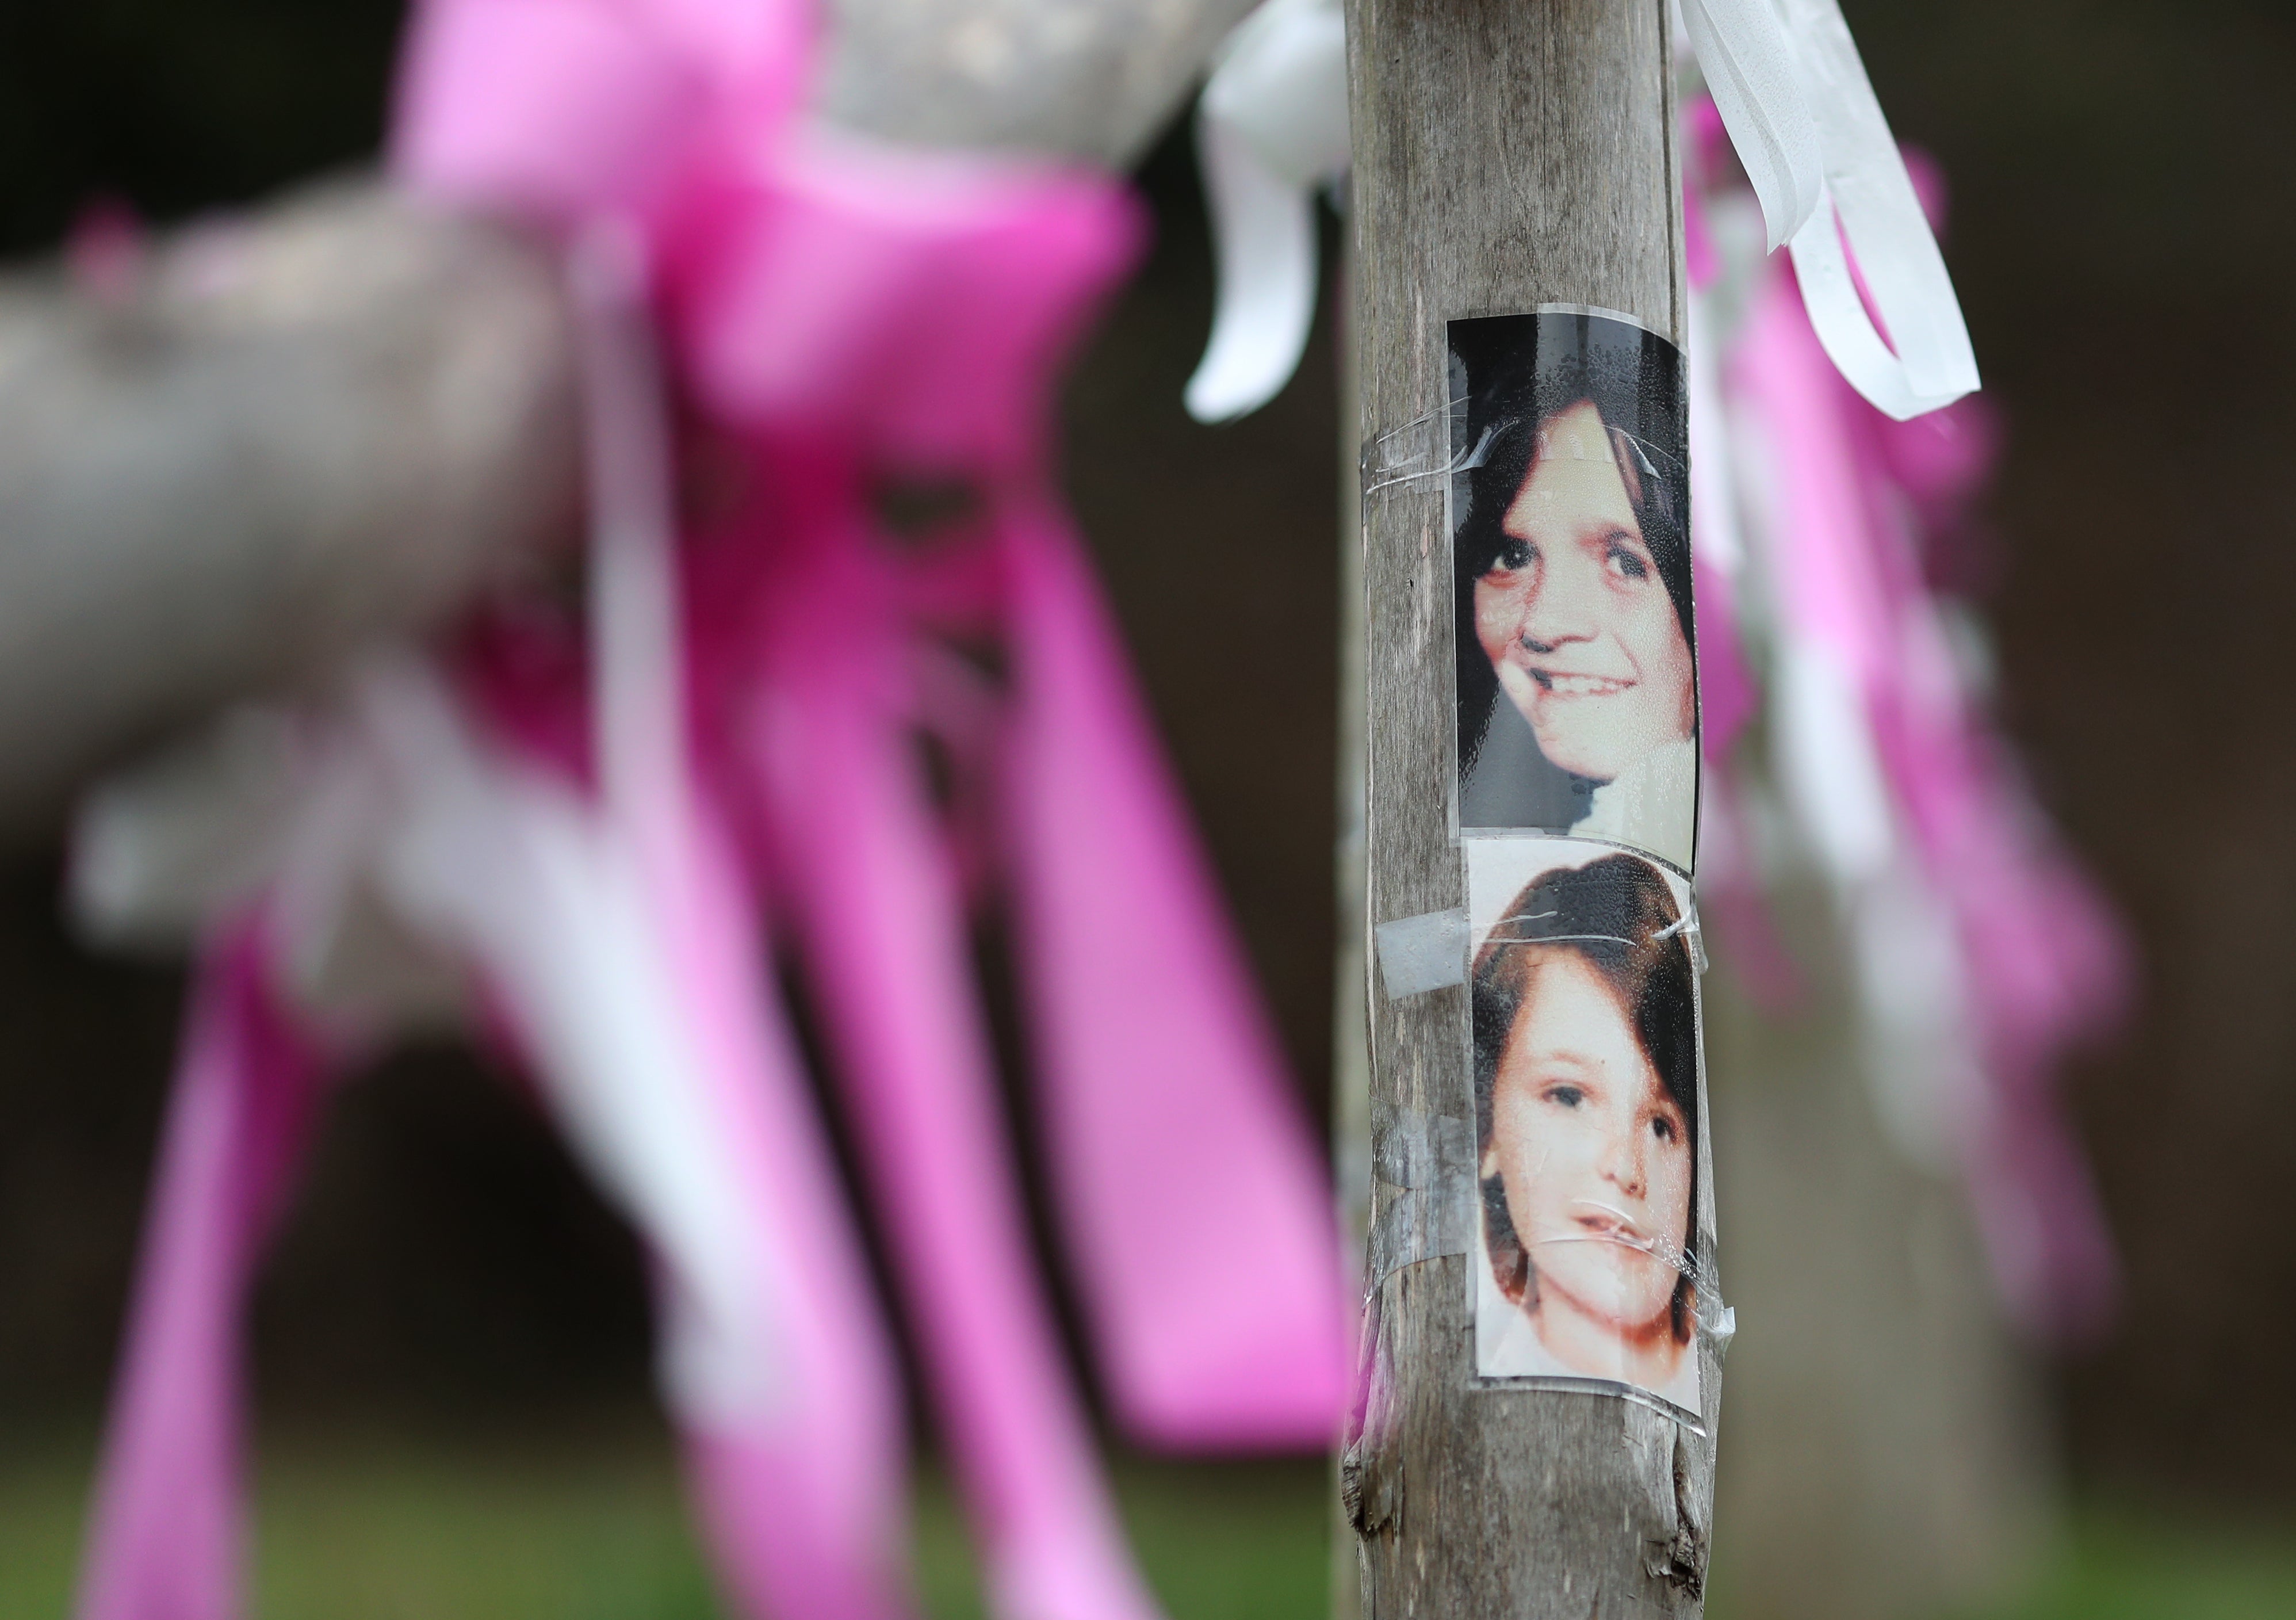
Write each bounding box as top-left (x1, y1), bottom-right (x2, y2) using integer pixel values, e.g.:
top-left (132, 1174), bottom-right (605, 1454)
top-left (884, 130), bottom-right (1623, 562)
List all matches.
top-left (1465, 836), bottom-right (1704, 1416)
top-left (1449, 308), bottom-right (1697, 871)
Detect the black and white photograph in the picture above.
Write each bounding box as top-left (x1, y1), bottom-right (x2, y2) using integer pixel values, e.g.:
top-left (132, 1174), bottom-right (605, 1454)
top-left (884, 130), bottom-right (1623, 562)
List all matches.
top-left (1451, 310), bottom-right (1697, 870)
top-left (1466, 838), bottom-right (1704, 1415)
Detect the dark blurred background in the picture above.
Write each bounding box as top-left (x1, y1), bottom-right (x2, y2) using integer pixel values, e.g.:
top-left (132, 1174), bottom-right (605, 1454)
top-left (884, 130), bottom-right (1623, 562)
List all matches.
top-left (1, 0), bottom-right (2293, 1603)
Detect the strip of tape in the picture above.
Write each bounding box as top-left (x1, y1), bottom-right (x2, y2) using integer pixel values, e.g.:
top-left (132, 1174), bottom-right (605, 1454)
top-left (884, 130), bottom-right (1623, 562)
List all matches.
top-left (1364, 1103), bottom-right (1476, 1291)
top-left (1365, 1176), bottom-right (1475, 1292)
top-left (1371, 1101), bottom-right (1473, 1188)
top-left (1654, 903), bottom-right (1710, 973)
top-left (1373, 907), bottom-right (1469, 999)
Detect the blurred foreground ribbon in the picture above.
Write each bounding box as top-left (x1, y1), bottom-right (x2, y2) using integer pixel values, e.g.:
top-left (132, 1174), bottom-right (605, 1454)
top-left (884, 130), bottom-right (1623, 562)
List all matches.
top-left (70, 3), bottom-right (1348, 1618)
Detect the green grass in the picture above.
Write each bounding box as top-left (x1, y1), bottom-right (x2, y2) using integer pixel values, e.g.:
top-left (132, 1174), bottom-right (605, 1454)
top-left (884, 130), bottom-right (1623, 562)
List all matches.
top-left (1960, 1507), bottom-right (2296, 1620)
top-left (0, 1430), bottom-right (1331, 1620)
top-left (3, 1431), bottom-right (2293, 1619)
top-left (0, 1430), bottom-right (722, 1620)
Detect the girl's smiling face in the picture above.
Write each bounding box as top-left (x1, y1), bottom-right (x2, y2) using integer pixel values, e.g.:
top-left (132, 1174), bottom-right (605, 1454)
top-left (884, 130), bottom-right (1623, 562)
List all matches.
top-left (1473, 402), bottom-right (1694, 782)
top-left (1482, 949), bottom-right (1693, 1340)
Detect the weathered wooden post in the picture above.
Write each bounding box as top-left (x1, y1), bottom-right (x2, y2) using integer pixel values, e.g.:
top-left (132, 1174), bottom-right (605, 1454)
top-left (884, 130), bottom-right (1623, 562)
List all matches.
top-left (1339, 1), bottom-right (1716, 1613)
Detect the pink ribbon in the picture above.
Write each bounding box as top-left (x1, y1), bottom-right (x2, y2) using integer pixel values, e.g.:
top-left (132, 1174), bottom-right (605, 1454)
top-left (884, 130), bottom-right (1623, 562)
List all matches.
top-left (74, 2), bottom-right (1346, 1617)
top-left (1726, 177), bottom-right (2128, 1342)
top-left (74, 926), bottom-right (329, 1620)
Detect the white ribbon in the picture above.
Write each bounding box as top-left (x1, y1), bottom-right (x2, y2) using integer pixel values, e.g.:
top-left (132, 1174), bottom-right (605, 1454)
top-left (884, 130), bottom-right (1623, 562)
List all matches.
top-left (66, 229), bottom-right (793, 1427)
top-left (1184, 0), bottom-right (1349, 423)
top-left (1678, 0), bottom-right (1980, 419)
top-left (1771, 0), bottom-right (1980, 418)
top-left (68, 662), bottom-right (791, 1427)
top-left (1678, 0), bottom-right (1822, 251)
top-left (358, 660), bottom-right (787, 1426)
top-left (570, 217), bottom-right (690, 834)
top-left (1187, 0), bottom-right (1977, 423)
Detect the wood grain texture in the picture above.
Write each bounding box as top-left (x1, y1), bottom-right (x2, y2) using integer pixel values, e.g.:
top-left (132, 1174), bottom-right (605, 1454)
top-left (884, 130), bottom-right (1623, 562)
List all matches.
top-left (1331, 252), bottom-right (1370, 1620)
top-left (1339, 1), bottom-right (1713, 1614)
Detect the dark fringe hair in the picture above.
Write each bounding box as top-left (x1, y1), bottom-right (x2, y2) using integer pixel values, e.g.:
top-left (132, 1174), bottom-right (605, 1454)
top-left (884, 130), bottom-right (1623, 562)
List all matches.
top-left (1449, 312), bottom-right (1692, 789)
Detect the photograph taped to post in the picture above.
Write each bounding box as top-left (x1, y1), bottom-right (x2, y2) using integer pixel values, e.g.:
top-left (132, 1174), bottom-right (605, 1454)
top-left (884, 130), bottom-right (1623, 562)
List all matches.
top-left (1465, 836), bottom-right (1704, 1416)
top-left (1449, 308), bottom-right (1696, 872)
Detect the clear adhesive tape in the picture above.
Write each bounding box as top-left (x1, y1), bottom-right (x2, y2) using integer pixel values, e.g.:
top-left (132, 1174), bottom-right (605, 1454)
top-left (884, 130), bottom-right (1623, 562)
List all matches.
top-left (1365, 1104), bottom-right (1476, 1292)
top-left (1373, 907), bottom-right (1470, 999)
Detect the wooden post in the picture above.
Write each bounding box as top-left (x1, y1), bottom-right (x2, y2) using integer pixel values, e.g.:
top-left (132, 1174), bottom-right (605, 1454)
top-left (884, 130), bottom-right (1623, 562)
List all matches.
top-left (1330, 247), bottom-right (1370, 1620)
top-left (1338, 1), bottom-right (1713, 1615)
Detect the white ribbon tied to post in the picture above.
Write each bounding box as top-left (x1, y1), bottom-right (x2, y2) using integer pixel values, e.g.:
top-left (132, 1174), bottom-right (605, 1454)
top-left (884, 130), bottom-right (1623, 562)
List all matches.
top-left (1187, 0), bottom-right (1978, 423)
top-left (1685, 0), bottom-right (1981, 419)
top-left (1184, 0), bottom-right (1349, 423)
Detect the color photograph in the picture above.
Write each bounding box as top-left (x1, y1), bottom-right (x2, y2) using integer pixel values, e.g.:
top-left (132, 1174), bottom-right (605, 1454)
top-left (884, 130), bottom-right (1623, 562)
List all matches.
top-left (1451, 310), bottom-right (1697, 870)
top-left (1465, 838), bottom-right (1703, 1414)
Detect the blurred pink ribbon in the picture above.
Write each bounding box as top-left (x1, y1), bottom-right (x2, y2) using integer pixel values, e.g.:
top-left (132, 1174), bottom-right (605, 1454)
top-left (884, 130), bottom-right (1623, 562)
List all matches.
top-left (71, 3), bottom-right (1346, 1618)
top-left (1687, 114), bottom-right (2129, 1344)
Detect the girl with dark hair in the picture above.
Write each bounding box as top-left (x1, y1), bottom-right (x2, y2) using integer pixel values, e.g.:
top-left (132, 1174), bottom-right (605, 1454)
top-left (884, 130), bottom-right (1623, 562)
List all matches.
top-left (1452, 312), bottom-right (1696, 868)
top-left (1469, 849), bottom-right (1701, 1409)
